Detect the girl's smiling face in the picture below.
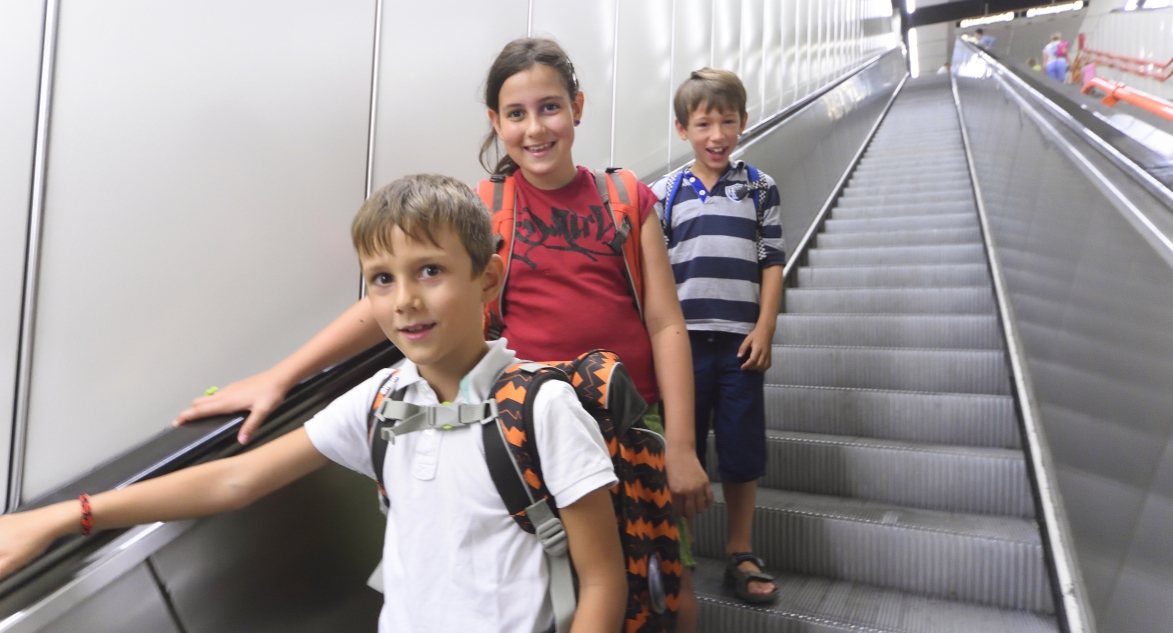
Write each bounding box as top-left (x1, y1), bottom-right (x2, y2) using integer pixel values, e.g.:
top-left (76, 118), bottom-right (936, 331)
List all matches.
top-left (488, 64), bottom-right (584, 190)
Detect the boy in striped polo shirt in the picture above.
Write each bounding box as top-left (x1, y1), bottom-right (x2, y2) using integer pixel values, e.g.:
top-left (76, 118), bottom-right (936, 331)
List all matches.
top-left (651, 68), bottom-right (785, 604)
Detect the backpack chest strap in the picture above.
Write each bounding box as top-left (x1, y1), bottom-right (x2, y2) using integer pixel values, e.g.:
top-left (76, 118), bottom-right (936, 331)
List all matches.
top-left (374, 400), bottom-right (498, 444)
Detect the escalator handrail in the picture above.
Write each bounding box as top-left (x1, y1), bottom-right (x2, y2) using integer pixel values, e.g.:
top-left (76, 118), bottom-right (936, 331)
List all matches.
top-left (0, 340), bottom-right (403, 606)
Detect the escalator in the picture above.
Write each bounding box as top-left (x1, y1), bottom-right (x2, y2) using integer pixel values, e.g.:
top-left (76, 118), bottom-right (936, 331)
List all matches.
top-left (692, 74), bottom-right (1059, 632)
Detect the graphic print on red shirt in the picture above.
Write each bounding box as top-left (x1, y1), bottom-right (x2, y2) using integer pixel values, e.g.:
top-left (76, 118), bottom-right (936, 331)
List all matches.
top-left (500, 167), bottom-right (660, 404)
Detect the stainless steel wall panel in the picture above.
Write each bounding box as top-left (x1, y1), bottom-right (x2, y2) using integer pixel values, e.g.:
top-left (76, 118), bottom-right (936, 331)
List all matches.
top-left (954, 43), bottom-right (1173, 631)
top-left (613, 0), bottom-right (673, 178)
top-left (780, 0), bottom-right (798, 107)
top-left (150, 462), bottom-right (385, 633)
top-left (371, 1), bottom-right (528, 187)
top-left (670, 0), bottom-right (714, 168)
top-left (0, 0), bottom-right (44, 511)
top-left (762, 0), bottom-right (783, 117)
top-left (739, 0), bottom-right (764, 126)
top-left (22, 0), bottom-right (376, 500)
top-left (711, 0), bottom-right (741, 74)
top-left (530, 0), bottom-right (616, 171)
top-left (29, 563), bottom-right (180, 633)
top-left (797, 0), bottom-right (812, 98)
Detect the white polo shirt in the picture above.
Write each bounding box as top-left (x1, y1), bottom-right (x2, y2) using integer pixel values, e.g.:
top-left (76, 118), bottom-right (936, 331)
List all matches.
top-left (304, 339), bottom-right (617, 633)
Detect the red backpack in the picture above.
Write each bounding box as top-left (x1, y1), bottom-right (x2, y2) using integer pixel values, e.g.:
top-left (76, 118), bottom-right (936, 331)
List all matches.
top-left (477, 169), bottom-right (645, 340)
top-left (1056, 40), bottom-right (1069, 58)
top-left (367, 350), bottom-right (680, 633)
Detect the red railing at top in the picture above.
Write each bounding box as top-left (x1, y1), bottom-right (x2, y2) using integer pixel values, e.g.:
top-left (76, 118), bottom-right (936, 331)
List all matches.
top-left (1082, 76), bottom-right (1173, 122)
top-left (1077, 33), bottom-right (1173, 82)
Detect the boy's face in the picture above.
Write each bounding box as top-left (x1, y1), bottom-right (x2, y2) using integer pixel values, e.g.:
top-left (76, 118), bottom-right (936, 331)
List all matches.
top-left (675, 103), bottom-right (748, 178)
top-left (360, 225), bottom-right (502, 381)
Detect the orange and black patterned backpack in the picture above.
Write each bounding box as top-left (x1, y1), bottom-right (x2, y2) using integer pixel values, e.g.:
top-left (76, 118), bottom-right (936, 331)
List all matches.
top-left (367, 350), bottom-right (680, 633)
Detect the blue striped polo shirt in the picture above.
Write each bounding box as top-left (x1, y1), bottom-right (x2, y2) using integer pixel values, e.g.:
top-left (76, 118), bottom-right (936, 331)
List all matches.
top-left (651, 160), bottom-right (785, 335)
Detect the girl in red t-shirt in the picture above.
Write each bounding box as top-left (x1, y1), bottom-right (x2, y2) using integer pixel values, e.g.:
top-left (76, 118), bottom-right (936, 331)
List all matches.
top-left (177, 37), bottom-right (712, 630)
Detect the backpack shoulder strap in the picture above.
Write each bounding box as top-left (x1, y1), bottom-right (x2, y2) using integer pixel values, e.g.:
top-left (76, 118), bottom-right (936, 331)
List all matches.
top-left (661, 169), bottom-right (687, 243)
top-left (367, 371), bottom-right (405, 511)
top-left (477, 175), bottom-right (517, 340)
top-left (745, 163), bottom-right (763, 222)
top-left (594, 168), bottom-right (645, 320)
top-left (483, 362), bottom-right (577, 633)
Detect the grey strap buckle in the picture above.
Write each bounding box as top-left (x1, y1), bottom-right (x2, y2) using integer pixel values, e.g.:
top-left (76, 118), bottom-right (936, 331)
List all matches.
top-left (376, 400), bottom-right (498, 444)
top-left (526, 499), bottom-right (568, 557)
top-left (527, 499), bottom-right (575, 632)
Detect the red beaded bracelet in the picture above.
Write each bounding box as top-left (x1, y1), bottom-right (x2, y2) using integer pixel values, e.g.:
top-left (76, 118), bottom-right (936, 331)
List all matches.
top-left (79, 494), bottom-right (93, 536)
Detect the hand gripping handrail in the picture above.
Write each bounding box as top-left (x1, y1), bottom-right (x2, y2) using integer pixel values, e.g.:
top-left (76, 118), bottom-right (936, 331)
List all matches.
top-left (1076, 33), bottom-right (1173, 83)
top-left (1081, 76), bottom-right (1173, 122)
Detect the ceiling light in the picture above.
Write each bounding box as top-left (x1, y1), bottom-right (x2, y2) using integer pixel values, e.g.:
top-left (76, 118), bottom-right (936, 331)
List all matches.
top-left (1026, 1), bottom-right (1084, 17)
top-left (959, 12), bottom-right (1015, 28)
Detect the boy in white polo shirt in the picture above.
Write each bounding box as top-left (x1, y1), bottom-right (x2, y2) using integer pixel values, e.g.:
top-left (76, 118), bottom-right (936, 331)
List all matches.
top-left (0, 174), bottom-right (627, 633)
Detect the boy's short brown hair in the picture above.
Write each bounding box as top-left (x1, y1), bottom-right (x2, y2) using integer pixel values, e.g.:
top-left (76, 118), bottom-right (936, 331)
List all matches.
top-left (673, 68), bottom-right (748, 126)
top-left (352, 174), bottom-right (494, 274)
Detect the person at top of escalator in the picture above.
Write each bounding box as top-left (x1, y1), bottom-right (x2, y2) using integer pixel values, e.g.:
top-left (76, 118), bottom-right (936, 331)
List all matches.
top-left (650, 68), bottom-right (786, 606)
top-left (1043, 33), bottom-right (1069, 83)
top-left (975, 28), bottom-right (995, 48)
top-left (173, 36), bottom-right (713, 631)
top-left (0, 174), bottom-right (628, 633)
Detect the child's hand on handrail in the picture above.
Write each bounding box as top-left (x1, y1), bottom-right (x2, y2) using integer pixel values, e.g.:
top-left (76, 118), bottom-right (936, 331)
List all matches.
top-left (174, 368), bottom-right (294, 445)
top-left (0, 503), bottom-right (76, 581)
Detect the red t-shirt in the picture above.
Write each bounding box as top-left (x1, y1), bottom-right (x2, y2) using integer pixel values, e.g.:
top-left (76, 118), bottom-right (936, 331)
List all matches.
top-left (500, 166), bottom-right (660, 404)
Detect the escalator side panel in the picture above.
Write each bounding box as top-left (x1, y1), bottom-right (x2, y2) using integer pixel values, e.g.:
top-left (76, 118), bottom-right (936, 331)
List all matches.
top-left (149, 462), bottom-right (384, 633)
top-left (955, 51), bottom-right (1173, 633)
top-left (31, 564), bottom-right (180, 633)
top-left (734, 47), bottom-right (907, 262)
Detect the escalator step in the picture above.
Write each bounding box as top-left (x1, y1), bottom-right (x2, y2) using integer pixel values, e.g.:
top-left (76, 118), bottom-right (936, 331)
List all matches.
top-left (796, 264), bottom-right (991, 288)
top-left (785, 287), bottom-right (996, 314)
top-left (807, 244), bottom-right (986, 266)
top-left (693, 557), bottom-right (1059, 633)
top-left (839, 194), bottom-right (975, 208)
top-left (749, 430), bottom-right (1034, 517)
top-left (765, 384), bottom-right (1021, 449)
top-left (833, 202), bottom-right (976, 220)
top-left (815, 227), bottom-right (982, 248)
top-left (844, 186), bottom-right (971, 201)
top-left (840, 182), bottom-right (972, 198)
top-left (692, 486), bottom-right (1053, 613)
top-left (773, 314), bottom-right (1002, 349)
top-left (768, 346), bottom-right (1011, 394)
top-left (823, 214), bottom-right (978, 232)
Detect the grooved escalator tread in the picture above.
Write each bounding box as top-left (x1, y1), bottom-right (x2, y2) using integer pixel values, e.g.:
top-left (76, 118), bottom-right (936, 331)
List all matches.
top-left (768, 345), bottom-right (1011, 394)
top-left (785, 287), bottom-right (997, 315)
top-left (693, 486), bottom-right (1053, 613)
top-left (764, 384), bottom-right (1021, 449)
top-left (807, 244), bottom-right (987, 266)
top-left (796, 264), bottom-right (992, 288)
top-left (693, 558), bottom-right (1059, 633)
top-left (830, 202), bottom-right (977, 221)
top-left (747, 429), bottom-right (1035, 518)
top-left (773, 314), bottom-right (1003, 349)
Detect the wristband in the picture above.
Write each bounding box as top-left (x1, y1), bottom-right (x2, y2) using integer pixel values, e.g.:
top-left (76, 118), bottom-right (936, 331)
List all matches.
top-left (79, 494), bottom-right (93, 536)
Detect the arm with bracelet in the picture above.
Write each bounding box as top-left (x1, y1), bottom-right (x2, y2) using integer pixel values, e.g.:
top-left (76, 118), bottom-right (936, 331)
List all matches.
top-left (0, 428), bottom-right (328, 579)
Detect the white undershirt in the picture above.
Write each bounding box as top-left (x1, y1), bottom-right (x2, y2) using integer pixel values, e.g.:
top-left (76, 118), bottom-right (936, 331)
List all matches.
top-left (304, 339), bottom-right (617, 633)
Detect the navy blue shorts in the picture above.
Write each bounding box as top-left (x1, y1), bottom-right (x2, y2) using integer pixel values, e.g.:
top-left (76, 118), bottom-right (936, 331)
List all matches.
top-left (690, 330), bottom-right (767, 483)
